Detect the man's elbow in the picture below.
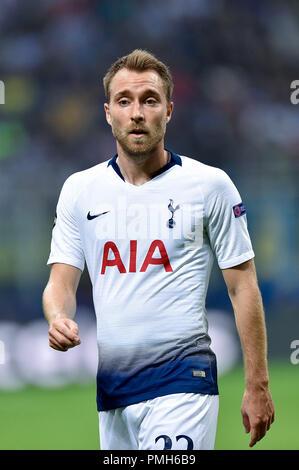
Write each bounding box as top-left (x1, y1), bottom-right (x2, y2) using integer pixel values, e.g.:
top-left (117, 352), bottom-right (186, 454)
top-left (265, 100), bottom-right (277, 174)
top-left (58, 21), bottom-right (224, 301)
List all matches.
top-left (227, 279), bottom-right (261, 300)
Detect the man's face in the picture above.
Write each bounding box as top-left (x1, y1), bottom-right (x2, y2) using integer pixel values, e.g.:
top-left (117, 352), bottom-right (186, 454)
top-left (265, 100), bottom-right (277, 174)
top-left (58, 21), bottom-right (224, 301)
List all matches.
top-left (104, 68), bottom-right (173, 157)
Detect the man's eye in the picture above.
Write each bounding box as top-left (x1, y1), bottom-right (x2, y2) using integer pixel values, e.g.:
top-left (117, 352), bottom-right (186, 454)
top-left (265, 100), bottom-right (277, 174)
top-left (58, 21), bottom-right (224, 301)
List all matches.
top-left (146, 98), bottom-right (156, 105)
top-left (119, 99), bottom-right (129, 106)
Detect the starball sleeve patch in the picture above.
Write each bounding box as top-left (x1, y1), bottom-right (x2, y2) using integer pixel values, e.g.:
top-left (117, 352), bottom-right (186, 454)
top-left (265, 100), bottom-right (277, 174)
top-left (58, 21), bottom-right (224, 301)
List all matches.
top-left (233, 202), bottom-right (246, 218)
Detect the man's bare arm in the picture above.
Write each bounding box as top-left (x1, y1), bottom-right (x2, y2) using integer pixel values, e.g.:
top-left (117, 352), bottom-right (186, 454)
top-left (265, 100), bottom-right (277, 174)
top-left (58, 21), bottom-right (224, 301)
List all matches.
top-left (222, 259), bottom-right (275, 447)
top-left (42, 263), bottom-right (82, 352)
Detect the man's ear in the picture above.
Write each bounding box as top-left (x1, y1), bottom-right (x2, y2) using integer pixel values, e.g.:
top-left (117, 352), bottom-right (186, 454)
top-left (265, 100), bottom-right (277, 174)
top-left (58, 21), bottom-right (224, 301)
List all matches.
top-left (166, 101), bottom-right (174, 123)
top-left (104, 103), bottom-right (111, 126)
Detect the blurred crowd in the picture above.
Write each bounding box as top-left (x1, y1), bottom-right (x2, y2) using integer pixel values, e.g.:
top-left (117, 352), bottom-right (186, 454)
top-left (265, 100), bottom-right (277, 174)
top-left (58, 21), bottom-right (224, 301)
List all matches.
top-left (0, 0), bottom-right (298, 335)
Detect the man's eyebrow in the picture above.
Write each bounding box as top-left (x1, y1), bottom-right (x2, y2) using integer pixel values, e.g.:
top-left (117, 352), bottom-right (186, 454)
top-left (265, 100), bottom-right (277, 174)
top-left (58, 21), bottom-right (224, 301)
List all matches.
top-left (114, 89), bottom-right (131, 99)
top-left (113, 89), bottom-right (162, 100)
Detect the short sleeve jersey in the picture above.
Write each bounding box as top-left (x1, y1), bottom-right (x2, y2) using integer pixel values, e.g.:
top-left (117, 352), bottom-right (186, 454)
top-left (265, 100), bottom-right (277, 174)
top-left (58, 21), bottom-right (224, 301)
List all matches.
top-left (47, 151), bottom-right (254, 411)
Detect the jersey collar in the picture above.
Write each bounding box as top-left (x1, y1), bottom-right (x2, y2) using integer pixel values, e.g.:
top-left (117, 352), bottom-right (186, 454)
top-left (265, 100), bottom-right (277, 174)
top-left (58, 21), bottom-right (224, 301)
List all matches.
top-left (107, 149), bottom-right (182, 182)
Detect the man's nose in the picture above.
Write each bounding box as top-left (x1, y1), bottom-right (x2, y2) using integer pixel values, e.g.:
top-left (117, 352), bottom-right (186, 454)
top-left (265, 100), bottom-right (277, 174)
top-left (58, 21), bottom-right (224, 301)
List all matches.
top-left (131, 101), bottom-right (144, 122)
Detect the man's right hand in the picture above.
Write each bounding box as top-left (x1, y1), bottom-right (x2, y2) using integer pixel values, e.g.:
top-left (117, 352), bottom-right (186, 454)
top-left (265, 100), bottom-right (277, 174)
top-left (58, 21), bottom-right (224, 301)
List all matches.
top-left (48, 317), bottom-right (81, 352)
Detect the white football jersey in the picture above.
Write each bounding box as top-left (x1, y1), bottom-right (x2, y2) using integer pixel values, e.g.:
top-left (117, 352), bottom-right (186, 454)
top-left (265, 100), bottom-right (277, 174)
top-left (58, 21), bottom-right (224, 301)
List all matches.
top-left (47, 150), bottom-right (254, 411)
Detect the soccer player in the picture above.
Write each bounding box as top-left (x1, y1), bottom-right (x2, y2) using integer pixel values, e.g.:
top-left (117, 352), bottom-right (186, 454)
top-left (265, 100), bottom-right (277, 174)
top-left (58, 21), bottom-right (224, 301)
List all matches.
top-left (42, 49), bottom-right (275, 450)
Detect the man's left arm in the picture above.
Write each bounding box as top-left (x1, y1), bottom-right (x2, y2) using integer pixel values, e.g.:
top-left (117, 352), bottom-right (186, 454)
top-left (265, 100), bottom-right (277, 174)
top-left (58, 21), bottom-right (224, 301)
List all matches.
top-left (222, 258), bottom-right (275, 447)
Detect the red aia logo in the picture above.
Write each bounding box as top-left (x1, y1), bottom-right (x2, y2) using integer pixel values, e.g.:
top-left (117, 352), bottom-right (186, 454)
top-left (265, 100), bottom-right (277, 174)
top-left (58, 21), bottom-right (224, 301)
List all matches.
top-left (101, 240), bottom-right (173, 274)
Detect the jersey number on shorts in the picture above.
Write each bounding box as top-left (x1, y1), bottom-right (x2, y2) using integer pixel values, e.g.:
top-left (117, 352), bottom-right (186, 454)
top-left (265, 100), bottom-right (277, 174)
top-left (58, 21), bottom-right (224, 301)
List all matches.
top-left (155, 434), bottom-right (194, 450)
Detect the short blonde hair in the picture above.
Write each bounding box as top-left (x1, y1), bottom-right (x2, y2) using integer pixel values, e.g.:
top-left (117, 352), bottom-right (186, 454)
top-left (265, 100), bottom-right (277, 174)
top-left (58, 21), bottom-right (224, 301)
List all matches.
top-left (103, 49), bottom-right (173, 104)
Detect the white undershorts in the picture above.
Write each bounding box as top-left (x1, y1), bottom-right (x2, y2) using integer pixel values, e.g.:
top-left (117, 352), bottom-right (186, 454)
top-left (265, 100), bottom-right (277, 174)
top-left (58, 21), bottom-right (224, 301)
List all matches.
top-left (98, 392), bottom-right (219, 450)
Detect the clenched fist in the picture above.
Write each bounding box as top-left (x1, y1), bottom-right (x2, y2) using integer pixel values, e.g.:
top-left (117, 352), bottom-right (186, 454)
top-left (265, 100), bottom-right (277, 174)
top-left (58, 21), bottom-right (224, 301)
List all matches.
top-left (48, 317), bottom-right (81, 352)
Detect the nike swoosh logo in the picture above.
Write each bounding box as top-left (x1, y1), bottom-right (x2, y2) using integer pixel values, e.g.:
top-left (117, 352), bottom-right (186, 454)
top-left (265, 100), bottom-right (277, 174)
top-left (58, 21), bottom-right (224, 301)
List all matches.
top-left (87, 211), bottom-right (110, 220)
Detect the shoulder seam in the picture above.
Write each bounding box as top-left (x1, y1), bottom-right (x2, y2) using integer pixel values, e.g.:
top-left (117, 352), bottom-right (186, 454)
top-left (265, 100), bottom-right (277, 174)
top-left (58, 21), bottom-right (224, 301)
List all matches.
top-left (72, 163), bottom-right (108, 208)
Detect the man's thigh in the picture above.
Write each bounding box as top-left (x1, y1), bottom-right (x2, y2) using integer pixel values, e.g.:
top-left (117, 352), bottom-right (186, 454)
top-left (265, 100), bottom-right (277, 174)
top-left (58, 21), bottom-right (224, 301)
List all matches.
top-left (138, 393), bottom-right (219, 450)
top-left (99, 407), bottom-right (139, 450)
top-left (99, 393), bottom-right (219, 450)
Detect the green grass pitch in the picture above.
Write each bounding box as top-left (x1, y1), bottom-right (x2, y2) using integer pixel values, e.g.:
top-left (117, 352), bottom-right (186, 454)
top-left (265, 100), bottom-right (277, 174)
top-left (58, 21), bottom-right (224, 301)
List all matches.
top-left (0, 361), bottom-right (298, 450)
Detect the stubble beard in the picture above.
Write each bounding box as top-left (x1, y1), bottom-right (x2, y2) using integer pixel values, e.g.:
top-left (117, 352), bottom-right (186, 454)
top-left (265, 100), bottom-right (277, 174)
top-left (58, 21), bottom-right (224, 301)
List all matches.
top-left (111, 120), bottom-right (167, 161)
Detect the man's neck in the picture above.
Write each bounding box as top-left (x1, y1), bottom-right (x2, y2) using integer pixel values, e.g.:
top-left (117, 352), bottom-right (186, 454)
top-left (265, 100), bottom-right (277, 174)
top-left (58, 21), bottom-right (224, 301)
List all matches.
top-left (116, 146), bottom-right (170, 186)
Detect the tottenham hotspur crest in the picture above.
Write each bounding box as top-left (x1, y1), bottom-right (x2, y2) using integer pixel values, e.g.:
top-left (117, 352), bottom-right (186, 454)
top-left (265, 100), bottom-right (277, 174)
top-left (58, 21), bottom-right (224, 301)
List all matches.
top-left (167, 199), bottom-right (180, 228)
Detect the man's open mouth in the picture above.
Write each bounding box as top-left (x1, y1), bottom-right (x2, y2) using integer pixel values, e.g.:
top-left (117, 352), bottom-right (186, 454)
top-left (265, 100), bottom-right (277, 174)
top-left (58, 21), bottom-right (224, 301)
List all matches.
top-left (129, 129), bottom-right (147, 135)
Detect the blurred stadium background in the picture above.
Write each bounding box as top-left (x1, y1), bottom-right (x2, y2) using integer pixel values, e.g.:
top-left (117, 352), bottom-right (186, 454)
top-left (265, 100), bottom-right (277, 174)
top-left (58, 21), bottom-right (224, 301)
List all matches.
top-left (0, 0), bottom-right (298, 450)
